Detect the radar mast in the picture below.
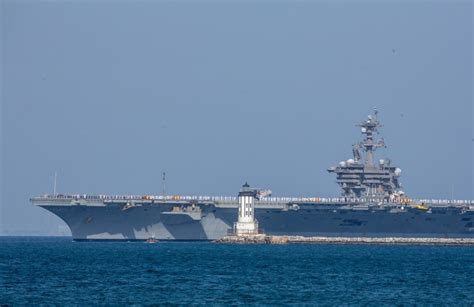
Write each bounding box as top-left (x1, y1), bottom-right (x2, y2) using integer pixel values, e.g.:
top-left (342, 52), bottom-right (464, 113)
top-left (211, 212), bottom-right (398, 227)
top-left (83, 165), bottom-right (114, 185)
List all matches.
top-left (358, 109), bottom-right (386, 167)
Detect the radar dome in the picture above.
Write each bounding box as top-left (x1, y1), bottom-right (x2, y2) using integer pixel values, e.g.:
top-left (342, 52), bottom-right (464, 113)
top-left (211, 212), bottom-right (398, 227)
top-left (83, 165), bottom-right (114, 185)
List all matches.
top-left (347, 159), bottom-right (355, 164)
top-left (339, 161), bottom-right (346, 167)
top-left (379, 159), bottom-right (385, 165)
top-left (394, 168), bottom-right (402, 176)
top-left (361, 127), bottom-right (367, 133)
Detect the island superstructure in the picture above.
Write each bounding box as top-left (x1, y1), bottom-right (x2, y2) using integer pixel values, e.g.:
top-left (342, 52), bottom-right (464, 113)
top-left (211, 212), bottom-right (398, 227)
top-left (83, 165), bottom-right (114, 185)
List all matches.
top-left (327, 110), bottom-right (403, 200)
top-left (31, 111), bottom-right (474, 241)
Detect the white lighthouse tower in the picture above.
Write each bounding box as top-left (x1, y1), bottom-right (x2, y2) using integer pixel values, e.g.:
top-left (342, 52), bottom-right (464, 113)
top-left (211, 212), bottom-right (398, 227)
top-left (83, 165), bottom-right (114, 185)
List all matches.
top-left (234, 182), bottom-right (259, 236)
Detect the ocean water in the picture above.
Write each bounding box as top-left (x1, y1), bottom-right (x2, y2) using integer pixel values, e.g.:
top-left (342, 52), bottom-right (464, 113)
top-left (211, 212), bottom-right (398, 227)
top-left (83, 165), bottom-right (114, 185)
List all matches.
top-left (0, 237), bottom-right (473, 305)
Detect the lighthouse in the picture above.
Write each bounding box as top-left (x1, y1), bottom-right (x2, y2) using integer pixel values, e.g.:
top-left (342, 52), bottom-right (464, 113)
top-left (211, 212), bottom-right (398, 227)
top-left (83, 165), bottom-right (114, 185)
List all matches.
top-left (234, 182), bottom-right (259, 236)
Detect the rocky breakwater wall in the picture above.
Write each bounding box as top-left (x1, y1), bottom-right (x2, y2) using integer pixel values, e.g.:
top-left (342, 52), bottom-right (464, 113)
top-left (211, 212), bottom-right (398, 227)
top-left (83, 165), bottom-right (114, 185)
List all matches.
top-left (215, 235), bottom-right (474, 246)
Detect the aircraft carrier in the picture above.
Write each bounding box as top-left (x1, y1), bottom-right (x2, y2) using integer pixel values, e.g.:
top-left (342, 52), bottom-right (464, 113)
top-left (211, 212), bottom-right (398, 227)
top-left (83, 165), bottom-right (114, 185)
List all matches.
top-left (31, 110), bottom-right (474, 240)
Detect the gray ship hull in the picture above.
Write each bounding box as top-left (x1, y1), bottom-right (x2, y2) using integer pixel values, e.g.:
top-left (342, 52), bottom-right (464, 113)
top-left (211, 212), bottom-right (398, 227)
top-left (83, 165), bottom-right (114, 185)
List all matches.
top-left (41, 204), bottom-right (474, 240)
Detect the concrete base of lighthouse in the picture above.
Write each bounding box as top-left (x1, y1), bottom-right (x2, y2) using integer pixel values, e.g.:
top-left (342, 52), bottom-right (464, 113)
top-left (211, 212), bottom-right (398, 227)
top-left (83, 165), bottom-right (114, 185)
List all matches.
top-left (234, 220), bottom-right (259, 236)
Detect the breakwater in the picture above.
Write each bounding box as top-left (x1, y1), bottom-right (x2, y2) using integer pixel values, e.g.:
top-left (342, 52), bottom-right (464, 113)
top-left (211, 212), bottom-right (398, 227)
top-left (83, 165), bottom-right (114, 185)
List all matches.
top-left (215, 235), bottom-right (474, 245)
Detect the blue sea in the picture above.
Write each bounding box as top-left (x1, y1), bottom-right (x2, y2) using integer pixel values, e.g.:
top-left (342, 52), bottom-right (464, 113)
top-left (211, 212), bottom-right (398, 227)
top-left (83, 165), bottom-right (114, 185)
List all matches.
top-left (1, 237), bottom-right (473, 305)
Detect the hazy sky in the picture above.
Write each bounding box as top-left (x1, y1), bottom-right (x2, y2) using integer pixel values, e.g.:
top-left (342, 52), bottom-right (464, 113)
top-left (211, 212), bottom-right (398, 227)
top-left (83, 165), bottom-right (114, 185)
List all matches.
top-left (1, 0), bottom-right (472, 235)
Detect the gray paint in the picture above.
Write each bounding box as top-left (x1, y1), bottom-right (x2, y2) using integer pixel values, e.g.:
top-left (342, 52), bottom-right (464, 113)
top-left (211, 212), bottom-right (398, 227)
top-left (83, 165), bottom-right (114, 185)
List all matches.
top-left (37, 203), bottom-right (474, 240)
top-left (328, 110), bottom-right (402, 198)
top-left (29, 109), bottom-right (473, 240)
